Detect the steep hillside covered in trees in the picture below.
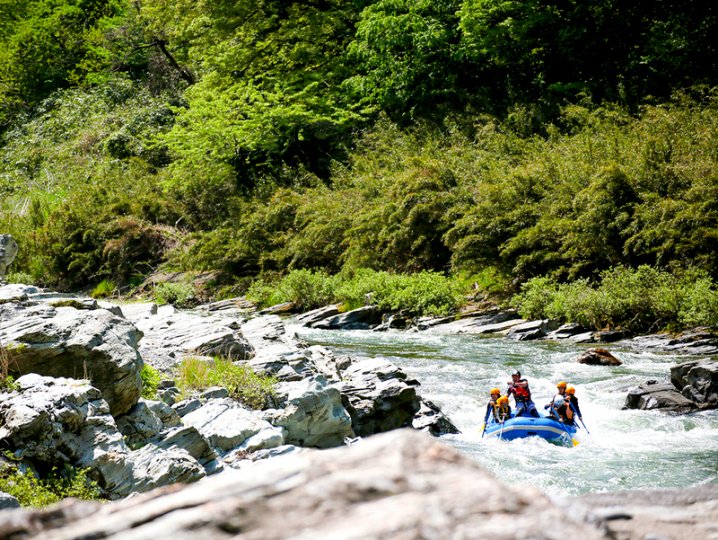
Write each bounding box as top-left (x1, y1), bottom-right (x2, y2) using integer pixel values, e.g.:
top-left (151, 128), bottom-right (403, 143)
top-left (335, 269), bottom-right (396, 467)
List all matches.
top-left (1, 0), bottom-right (717, 329)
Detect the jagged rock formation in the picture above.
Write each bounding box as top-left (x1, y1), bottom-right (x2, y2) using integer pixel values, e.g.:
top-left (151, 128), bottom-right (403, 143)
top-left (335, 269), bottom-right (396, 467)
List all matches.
top-left (625, 359), bottom-right (718, 413)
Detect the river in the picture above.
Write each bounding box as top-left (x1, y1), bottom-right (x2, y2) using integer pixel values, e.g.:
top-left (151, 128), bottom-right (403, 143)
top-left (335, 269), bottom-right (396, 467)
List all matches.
top-left (292, 324), bottom-right (718, 496)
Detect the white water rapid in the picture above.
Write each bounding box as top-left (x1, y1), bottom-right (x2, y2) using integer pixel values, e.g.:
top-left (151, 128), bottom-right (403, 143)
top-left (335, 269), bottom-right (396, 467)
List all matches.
top-left (293, 324), bottom-right (718, 497)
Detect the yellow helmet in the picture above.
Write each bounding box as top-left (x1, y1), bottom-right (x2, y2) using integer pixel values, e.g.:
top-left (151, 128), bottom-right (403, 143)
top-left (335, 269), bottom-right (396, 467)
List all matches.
top-left (490, 388), bottom-right (501, 396)
top-left (497, 395), bottom-right (509, 405)
top-left (566, 387), bottom-right (576, 395)
top-left (556, 381), bottom-right (567, 388)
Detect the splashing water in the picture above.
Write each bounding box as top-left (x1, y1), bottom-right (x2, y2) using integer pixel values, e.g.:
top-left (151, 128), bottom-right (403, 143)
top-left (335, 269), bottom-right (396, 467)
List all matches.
top-left (293, 324), bottom-right (718, 496)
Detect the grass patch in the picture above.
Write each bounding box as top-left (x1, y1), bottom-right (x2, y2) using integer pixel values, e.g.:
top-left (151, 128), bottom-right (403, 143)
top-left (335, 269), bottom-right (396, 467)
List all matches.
top-left (175, 357), bottom-right (277, 409)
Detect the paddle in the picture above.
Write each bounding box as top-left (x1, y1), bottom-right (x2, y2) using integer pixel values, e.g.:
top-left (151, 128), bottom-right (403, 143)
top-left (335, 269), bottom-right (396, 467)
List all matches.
top-left (569, 402), bottom-right (590, 434)
top-left (481, 403), bottom-right (492, 438)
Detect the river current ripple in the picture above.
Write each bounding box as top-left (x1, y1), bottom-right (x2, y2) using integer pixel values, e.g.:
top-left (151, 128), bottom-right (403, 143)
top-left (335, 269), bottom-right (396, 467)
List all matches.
top-left (293, 323), bottom-right (718, 496)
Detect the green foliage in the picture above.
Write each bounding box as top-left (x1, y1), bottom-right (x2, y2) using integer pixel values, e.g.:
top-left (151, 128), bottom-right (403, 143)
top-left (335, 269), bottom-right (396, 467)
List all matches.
top-left (175, 357), bottom-right (277, 410)
top-left (0, 0), bottom-right (125, 127)
top-left (247, 269), bottom-right (335, 312)
top-left (91, 279), bottom-right (116, 298)
top-left (4, 272), bottom-right (35, 285)
top-left (0, 80), bottom-right (180, 289)
top-left (140, 364), bottom-right (161, 400)
top-left (512, 266), bottom-right (718, 332)
top-left (346, 0), bottom-right (463, 120)
top-left (153, 281), bottom-right (195, 308)
top-left (0, 466), bottom-right (102, 507)
top-left (249, 268), bottom-right (465, 317)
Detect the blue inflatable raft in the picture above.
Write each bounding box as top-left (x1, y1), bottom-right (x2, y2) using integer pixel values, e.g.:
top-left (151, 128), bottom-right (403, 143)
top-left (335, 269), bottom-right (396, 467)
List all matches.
top-left (483, 415), bottom-right (578, 446)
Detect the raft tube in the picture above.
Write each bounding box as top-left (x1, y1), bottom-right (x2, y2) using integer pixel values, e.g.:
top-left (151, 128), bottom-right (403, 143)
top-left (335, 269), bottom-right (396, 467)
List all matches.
top-left (484, 415), bottom-right (578, 446)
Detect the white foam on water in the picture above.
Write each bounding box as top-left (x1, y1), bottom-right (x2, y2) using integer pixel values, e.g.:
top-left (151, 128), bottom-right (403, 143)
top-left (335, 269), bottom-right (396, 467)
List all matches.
top-left (293, 324), bottom-right (718, 495)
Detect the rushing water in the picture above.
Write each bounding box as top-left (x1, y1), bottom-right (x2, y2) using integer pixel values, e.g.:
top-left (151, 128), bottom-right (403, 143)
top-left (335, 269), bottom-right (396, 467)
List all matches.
top-left (292, 323), bottom-right (718, 496)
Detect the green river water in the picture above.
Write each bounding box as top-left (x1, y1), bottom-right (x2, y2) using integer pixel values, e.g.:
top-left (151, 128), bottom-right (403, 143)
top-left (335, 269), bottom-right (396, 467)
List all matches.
top-left (293, 324), bottom-right (718, 497)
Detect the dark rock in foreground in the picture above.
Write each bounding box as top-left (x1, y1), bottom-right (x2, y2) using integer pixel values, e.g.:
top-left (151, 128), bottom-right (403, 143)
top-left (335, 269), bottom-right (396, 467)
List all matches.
top-left (0, 430), bottom-right (608, 540)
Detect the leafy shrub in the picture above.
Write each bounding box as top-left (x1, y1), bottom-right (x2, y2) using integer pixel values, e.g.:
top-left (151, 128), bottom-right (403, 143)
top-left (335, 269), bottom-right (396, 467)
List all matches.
top-left (680, 277), bottom-right (718, 328)
top-left (5, 272), bottom-right (35, 285)
top-left (0, 466), bottom-right (102, 507)
top-left (175, 357), bottom-right (277, 410)
top-left (140, 364), bottom-right (161, 399)
top-left (512, 266), bottom-right (718, 332)
top-left (512, 277), bottom-right (560, 321)
top-left (153, 281), bottom-right (195, 308)
top-left (91, 279), bottom-right (116, 299)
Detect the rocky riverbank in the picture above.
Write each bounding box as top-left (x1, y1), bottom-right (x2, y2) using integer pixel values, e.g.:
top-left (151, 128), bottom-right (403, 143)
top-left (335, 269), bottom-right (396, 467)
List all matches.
top-left (2, 285), bottom-right (717, 539)
top-left (0, 284), bottom-right (456, 502)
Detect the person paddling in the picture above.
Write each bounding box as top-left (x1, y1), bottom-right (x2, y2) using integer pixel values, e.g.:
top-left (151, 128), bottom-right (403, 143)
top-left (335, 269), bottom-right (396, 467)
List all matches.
top-left (494, 395), bottom-right (512, 423)
top-left (482, 388), bottom-right (501, 432)
top-left (506, 371), bottom-right (539, 417)
top-left (545, 381), bottom-right (567, 420)
top-left (565, 386), bottom-right (583, 423)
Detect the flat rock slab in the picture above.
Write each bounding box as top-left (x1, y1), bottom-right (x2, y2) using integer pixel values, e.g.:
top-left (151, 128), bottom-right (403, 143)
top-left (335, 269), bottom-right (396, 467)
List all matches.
top-left (0, 429), bottom-right (610, 540)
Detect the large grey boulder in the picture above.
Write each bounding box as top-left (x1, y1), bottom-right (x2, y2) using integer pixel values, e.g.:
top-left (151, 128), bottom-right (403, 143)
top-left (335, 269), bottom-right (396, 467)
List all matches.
top-left (310, 305), bottom-right (383, 330)
top-left (182, 398), bottom-right (284, 454)
top-left (339, 357), bottom-right (421, 436)
top-left (0, 300), bottom-right (143, 416)
top-left (0, 234), bottom-right (18, 280)
top-left (263, 377), bottom-right (355, 448)
top-left (0, 430), bottom-right (610, 540)
top-left (670, 359), bottom-right (718, 408)
top-left (624, 380), bottom-right (696, 412)
top-left (0, 375), bottom-right (213, 499)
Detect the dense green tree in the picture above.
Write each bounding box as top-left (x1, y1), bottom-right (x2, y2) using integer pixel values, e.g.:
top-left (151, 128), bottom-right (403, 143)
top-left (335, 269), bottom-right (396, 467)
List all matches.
top-left (0, 0), bottom-right (124, 127)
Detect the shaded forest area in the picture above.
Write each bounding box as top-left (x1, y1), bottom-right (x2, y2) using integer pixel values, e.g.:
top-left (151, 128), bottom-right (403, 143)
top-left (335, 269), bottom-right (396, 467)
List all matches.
top-left (1, 0), bottom-right (717, 329)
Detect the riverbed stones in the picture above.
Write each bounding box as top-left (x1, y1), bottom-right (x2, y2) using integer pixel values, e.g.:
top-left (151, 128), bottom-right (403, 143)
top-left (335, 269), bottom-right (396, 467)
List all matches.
top-left (121, 303), bottom-right (254, 372)
top-left (0, 298), bottom-right (143, 416)
top-left (0, 430), bottom-right (611, 540)
top-left (263, 377), bottom-right (355, 448)
top-left (338, 357), bottom-right (421, 436)
top-left (0, 374), bottom-right (133, 493)
top-left (575, 348), bottom-right (623, 366)
top-left (310, 305), bottom-right (383, 330)
top-left (506, 319), bottom-right (561, 341)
